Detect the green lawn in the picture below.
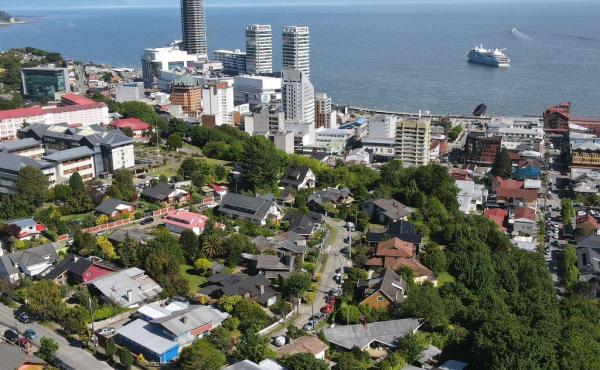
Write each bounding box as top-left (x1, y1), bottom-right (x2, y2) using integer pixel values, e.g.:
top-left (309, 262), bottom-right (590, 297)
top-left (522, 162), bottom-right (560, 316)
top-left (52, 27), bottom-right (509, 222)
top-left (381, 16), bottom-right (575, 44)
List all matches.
top-left (437, 272), bottom-right (455, 287)
top-left (180, 264), bottom-right (208, 291)
top-left (61, 213), bottom-right (91, 223)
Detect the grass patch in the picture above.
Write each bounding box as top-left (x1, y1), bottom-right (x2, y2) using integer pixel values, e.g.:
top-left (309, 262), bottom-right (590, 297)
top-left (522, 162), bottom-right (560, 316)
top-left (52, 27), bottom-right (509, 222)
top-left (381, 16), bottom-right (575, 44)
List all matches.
top-left (324, 227), bottom-right (338, 247)
top-left (180, 264), bottom-right (208, 291)
top-left (61, 213), bottom-right (91, 222)
top-left (93, 306), bottom-right (128, 321)
top-left (437, 272), bottom-right (455, 287)
top-left (318, 253), bottom-right (329, 274)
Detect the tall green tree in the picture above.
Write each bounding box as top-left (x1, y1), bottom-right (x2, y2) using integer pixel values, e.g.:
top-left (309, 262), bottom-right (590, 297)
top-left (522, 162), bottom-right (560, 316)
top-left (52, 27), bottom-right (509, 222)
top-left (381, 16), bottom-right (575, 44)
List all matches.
top-left (119, 347), bottom-right (134, 370)
top-left (16, 165), bottom-right (49, 206)
top-left (562, 245), bottom-right (579, 289)
top-left (69, 172), bottom-right (85, 194)
top-left (166, 133), bottom-right (183, 149)
top-left (281, 353), bottom-right (329, 370)
top-left (26, 280), bottom-right (66, 321)
top-left (105, 337), bottom-right (117, 360)
top-left (240, 136), bottom-right (287, 192)
top-left (234, 331), bottom-right (271, 363)
top-left (178, 339), bottom-right (226, 370)
top-left (491, 148), bottom-right (512, 179)
top-left (106, 169), bottom-right (136, 201)
top-left (38, 337), bottom-right (59, 362)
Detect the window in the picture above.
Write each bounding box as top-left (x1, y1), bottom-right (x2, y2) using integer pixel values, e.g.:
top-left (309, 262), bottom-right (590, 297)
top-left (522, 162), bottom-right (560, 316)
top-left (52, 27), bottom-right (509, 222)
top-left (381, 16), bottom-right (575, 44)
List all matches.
top-left (377, 296), bottom-right (384, 302)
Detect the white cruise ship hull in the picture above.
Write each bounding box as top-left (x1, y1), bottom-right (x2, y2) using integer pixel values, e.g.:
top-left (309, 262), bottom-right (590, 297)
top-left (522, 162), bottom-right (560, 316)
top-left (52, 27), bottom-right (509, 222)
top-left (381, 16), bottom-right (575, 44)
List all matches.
top-left (468, 51), bottom-right (510, 68)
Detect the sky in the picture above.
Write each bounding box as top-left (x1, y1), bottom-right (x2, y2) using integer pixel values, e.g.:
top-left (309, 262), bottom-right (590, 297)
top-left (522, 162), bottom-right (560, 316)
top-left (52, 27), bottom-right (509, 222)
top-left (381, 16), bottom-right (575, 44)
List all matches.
top-left (0, 0), bottom-right (585, 11)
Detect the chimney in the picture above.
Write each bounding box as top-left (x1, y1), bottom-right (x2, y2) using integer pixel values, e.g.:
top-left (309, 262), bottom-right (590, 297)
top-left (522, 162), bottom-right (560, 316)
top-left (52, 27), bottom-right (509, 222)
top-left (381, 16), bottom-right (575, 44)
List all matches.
top-left (259, 285), bottom-right (265, 295)
top-left (180, 316), bottom-right (187, 324)
top-left (126, 289), bottom-right (133, 303)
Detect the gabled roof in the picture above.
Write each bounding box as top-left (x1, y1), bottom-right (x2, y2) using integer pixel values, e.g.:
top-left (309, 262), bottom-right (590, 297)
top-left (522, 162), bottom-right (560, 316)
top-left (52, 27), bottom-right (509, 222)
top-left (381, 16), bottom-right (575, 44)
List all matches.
top-left (0, 138), bottom-right (41, 152)
top-left (255, 255), bottom-right (294, 271)
top-left (280, 166), bottom-right (312, 187)
top-left (116, 318), bottom-right (179, 356)
top-left (219, 193), bottom-right (277, 221)
top-left (386, 220), bottom-right (422, 244)
top-left (366, 198), bottom-right (414, 221)
top-left (150, 305), bottom-right (229, 337)
top-left (0, 243), bottom-right (58, 277)
top-left (86, 267), bottom-right (163, 306)
top-left (496, 187), bottom-right (538, 202)
top-left (376, 238), bottom-right (413, 258)
top-left (576, 214), bottom-right (599, 230)
top-left (385, 257), bottom-right (434, 279)
top-left (40, 254), bottom-right (119, 281)
top-left (285, 211), bottom-right (322, 235)
top-left (0, 342), bottom-right (45, 369)
top-left (141, 182), bottom-right (179, 201)
top-left (275, 335), bottom-right (328, 357)
top-left (514, 207), bottom-right (536, 221)
top-left (359, 267), bottom-right (407, 305)
top-left (113, 118), bottom-right (150, 131)
top-left (95, 198), bottom-right (136, 215)
top-left (200, 273), bottom-right (278, 305)
top-left (323, 319), bottom-right (422, 350)
top-left (308, 188), bottom-right (352, 207)
top-left (484, 208), bottom-right (508, 230)
top-left (0, 151), bottom-right (54, 173)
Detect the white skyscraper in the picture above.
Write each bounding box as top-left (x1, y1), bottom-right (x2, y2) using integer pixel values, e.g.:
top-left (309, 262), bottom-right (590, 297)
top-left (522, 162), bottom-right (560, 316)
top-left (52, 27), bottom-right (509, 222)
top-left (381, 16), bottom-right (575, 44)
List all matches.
top-left (246, 24), bottom-right (273, 75)
top-left (282, 68), bottom-right (315, 147)
top-left (202, 79), bottom-right (235, 126)
top-left (282, 26), bottom-right (310, 79)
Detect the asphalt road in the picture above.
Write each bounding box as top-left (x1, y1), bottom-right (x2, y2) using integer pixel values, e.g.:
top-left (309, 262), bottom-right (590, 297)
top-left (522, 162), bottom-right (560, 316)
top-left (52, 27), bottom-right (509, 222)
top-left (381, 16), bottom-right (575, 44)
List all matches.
top-left (0, 304), bottom-right (113, 370)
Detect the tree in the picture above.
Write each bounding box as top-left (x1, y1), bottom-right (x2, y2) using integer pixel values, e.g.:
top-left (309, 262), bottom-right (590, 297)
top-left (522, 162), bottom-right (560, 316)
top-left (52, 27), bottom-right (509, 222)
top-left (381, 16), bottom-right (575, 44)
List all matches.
top-left (233, 300), bottom-right (270, 333)
top-left (121, 126), bottom-right (134, 138)
top-left (337, 303), bottom-right (362, 325)
top-left (16, 165), bottom-right (49, 206)
top-left (119, 347), bottom-right (134, 369)
top-left (105, 337), bottom-right (117, 360)
top-left (491, 148), bottom-right (512, 179)
top-left (419, 242), bottom-right (448, 275)
top-left (563, 245), bottom-right (579, 289)
top-left (179, 157), bottom-right (199, 180)
top-left (561, 199), bottom-right (575, 228)
top-left (179, 229), bottom-right (200, 262)
top-left (201, 232), bottom-right (226, 258)
top-left (107, 169), bottom-right (136, 201)
top-left (217, 295), bottom-right (242, 313)
top-left (235, 331), bottom-right (271, 363)
top-left (62, 307), bottom-right (88, 336)
top-left (116, 235), bottom-right (141, 268)
top-left (398, 283), bottom-right (448, 331)
top-left (166, 133), bottom-right (183, 149)
top-left (281, 353), bottom-right (329, 370)
top-left (282, 272), bottom-right (312, 299)
top-left (194, 258), bottom-right (212, 275)
top-left (69, 172), bottom-right (85, 194)
top-left (208, 326), bottom-right (234, 353)
top-left (397, 333), bottom-right (427, 365)
top-left (241, 136), bottom-right (287, 192)
top-left (96, 214), bottom-right (109, 226)
top-left (26, 280), bottom-right (66, 321)
top-left (96, 236), bottom-right (116, 260)
top-left (38, 337), bottom-right (58, 362)
top-left (178, 339), bottom-right (226, 370)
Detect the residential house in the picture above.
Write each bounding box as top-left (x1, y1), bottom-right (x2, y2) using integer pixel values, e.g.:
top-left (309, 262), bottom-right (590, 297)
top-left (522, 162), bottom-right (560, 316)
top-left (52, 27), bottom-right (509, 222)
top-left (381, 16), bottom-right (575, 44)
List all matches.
top-left (575, 235), bottom-right (600, 298)
top-left (224, 360), bottom-right (285, 370)
top-left (358, 268), bottom-right (408, 309)
top-left (389, 258), bottom-right (437, 286)
top-left (275, 335), bottom-right (328, 360)
top-left (218, 193), bottom-right (283, 225)
top-left (0, 243), bottom-right (58, 283)
top-left (243, 254), bottom-right (295, 279)
top-left (484, 208), bottom-right (508, 231)
top-left (366, 238), bottom-right (414, 269)
top-left (278, 190), bottom-right (296, 207)
top-left (307, 188), bottom-right (353, 214)
top-left (199, 273), bottom-right (279, 307)
top-left (163, 210), bottom-right (208, 236)
top-left (363, 198), bottom-right (414, 224)
top-left (86, 267), bottom-right (163, 307)
top-left (1, 218), bottom-right (47, 241)
top-left (251, 233), bottom-right (308, 258)
top-left (208, 184), bottom-right (228, 200)
top-left (576, 214), bottom-right (600, 236)
top-left (492, 177), bottom-right (537, 208)
top-left (511, 207), bottom-right (536, 236)
top-left (0, 342), bottom-right (46, 370)
top-left (116, 304), bottom-right (229, 363)
top-left (438, 360), bottom-right (469, 370)
top-left (322, 318), bottom-right (422, 351)
top-left (141, 183), bottom-right (190, 205)
top-left (40, 254), bottom-right (119, 285)
top-left (455, 179), bottom-right (488, 214)
top-left (279, 166), bottom-right (316, 190)
top-left (345, 148), bottom-right (371, 165)
top-left (95, 198), bottom-right (136, 218)
top-left (367, 220), bottom-right (422, 246)
top-left (284, 211), bottom-right (323, 237)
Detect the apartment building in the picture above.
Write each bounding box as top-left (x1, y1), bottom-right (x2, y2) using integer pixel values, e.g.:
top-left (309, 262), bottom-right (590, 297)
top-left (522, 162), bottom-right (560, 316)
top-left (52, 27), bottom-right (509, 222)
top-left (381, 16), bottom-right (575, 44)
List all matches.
top-left (394, 119), bottom-right (431, 166)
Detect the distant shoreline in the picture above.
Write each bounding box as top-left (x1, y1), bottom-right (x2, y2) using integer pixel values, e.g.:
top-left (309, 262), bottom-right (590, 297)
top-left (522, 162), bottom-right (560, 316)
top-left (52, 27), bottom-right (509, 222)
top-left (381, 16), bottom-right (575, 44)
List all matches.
top-left (0, 19), bottom-right (26, 26)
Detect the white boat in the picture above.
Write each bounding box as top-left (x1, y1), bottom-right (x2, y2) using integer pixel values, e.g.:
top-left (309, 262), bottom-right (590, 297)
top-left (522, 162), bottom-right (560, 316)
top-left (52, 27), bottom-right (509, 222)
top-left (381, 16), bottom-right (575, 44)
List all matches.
top-left (468, 45), bottom-right (511, 67)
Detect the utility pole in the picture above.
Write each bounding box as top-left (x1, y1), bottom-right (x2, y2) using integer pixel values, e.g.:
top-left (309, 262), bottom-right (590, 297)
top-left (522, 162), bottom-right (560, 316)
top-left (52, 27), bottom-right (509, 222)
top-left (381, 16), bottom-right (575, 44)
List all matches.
top-left (88, 297), bottom-right (96, 348)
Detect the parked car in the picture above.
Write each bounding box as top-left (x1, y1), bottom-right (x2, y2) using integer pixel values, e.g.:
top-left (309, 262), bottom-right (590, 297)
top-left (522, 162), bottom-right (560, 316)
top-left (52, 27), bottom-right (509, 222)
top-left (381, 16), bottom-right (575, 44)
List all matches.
top-left (329, 288), bottom-right (342, 297)
top-left (273, 336), bottom-right (287, 347)
top-left (310, 312), bottom-right (326, 324)
top-left (140, 217), bottom-right (154, 225)
top-left (4, 329), bottom-right (18, 342)
top-left (17, 312), bottom-right (31, 324)
top-left (303, 322), bottom-right (314, 331)
top-left (23, 329), bottom-right (38, 340)
top-left (98, 327), bottom-right (116, 336)
top-left (321, 304), bottom-right (334, 314)
top-left (17, 337), bottom-right (31, 348)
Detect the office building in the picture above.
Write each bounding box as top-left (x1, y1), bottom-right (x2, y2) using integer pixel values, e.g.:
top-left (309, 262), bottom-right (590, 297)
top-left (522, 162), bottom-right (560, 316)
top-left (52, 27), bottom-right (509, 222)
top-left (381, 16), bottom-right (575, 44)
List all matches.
top-left (170, 83), bottom-right (202, 117)
top-left (21, 67), bottom-right (70, 101)
top-left (464, 132), bottom-right (502, 165)
top-left (180, 0), bottom-right (208, 56)
top-left (115, 82), bottom-right (145, 103)
top-left (244, 104), bottom-right (285, 135)
top-left (282, 69), bottom-right (315, 147)
top-left (315, 93), bottom-right (336, 129)
top-left (245, 24), bottom-right (273, 75)
top-left (362, 114), bottom-right (398, 158)
top-left (0, 152), bottom-right (56, 194)
top-left (202, 79), bottom-right (234, 126)
top-left (234, 75), bottom-right (282, 107)
top-left (0, 93), bottom-right (110, 141)
top-left (213, 49), bottom-right (247, 74)
top-left (487, 116), bottom-right (543, 151)
top-left (42, 147), bottom-right (96, 183)
top-left (395, 119), bottom-right (431, 166)
top-left (141, 45), bottom-right (199, 88)
top-left (282, 26), bottom-right (310, 78)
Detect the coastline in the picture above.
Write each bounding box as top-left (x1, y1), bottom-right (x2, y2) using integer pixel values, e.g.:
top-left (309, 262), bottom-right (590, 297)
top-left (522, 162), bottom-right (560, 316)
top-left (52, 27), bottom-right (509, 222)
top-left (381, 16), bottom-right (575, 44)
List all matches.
top-left (0, 20), bottom-right (26, 26)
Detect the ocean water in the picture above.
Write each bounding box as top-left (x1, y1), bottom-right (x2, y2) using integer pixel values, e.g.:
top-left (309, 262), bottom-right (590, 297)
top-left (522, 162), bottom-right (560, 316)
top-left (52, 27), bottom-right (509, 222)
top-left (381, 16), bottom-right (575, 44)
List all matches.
top-left (1, 2), bottom-right (600, 116)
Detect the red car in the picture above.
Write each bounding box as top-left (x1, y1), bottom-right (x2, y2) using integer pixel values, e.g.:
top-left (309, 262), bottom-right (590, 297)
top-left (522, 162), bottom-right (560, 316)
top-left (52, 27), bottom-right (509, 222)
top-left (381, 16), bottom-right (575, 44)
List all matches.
top-left (17, 337), bottom-right (31, 349)
top-left (321, 304), bottom-right (334, 314)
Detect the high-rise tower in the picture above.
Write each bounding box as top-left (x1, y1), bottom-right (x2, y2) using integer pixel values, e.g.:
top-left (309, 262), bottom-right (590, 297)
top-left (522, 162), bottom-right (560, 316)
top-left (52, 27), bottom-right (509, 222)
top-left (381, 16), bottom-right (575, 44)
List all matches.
top-left (282, 26), bottom-right (310, 79)
top-left (246, 24), bottom-right (273, 75)
top-left (180, 0), bottom-right (207, 56)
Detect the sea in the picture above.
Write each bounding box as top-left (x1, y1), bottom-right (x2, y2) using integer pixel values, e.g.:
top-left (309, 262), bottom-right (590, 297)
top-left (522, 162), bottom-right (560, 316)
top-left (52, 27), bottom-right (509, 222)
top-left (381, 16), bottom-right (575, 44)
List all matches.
top-left (1, 1), bottom-right (600, 116)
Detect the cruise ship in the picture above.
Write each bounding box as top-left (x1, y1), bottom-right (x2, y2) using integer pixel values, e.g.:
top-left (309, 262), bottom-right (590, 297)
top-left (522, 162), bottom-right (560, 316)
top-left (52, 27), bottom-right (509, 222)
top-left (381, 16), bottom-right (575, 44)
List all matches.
top-left (467, 45), bottom-right (511, 67)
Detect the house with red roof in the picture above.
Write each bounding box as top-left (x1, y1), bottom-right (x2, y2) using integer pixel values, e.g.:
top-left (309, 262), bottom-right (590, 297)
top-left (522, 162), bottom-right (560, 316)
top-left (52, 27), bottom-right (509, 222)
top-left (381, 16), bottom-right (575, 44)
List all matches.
top-left (511, 207), bottom-right (536, 236)
top-left (484, 208), bottom-right (508, 232)
top-left (576, 214), bottom-right (600, 236)
top-left (112, 118), bottom-right (150, 141)
top-left (2, 218), bottom-right (47, 241)
top-left (492, 177), bottom-right (537, 208)
top-left (366, 238), bottom-right (414, 269)
top-left (208, 184), bottom-right (228, 199)
top-left (163, 210), bottom-right (208, 236)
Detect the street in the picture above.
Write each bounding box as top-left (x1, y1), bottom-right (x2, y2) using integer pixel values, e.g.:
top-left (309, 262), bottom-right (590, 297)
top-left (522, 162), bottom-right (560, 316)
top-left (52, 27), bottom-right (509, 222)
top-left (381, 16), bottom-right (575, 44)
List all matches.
top-left (0, 304), bottom-right (113, 370)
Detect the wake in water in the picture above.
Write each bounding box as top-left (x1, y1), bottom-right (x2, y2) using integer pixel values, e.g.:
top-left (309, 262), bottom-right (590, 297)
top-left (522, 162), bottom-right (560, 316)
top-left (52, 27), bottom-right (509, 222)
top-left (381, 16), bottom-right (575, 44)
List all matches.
top-left (511, 28), bottom-right (534, 42)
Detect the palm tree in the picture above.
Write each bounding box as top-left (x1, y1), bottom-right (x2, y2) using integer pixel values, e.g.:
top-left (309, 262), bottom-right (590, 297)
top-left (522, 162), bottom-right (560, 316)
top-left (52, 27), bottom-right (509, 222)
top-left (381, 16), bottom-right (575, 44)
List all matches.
top-left (201, 233), bottom-right (225, 258)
